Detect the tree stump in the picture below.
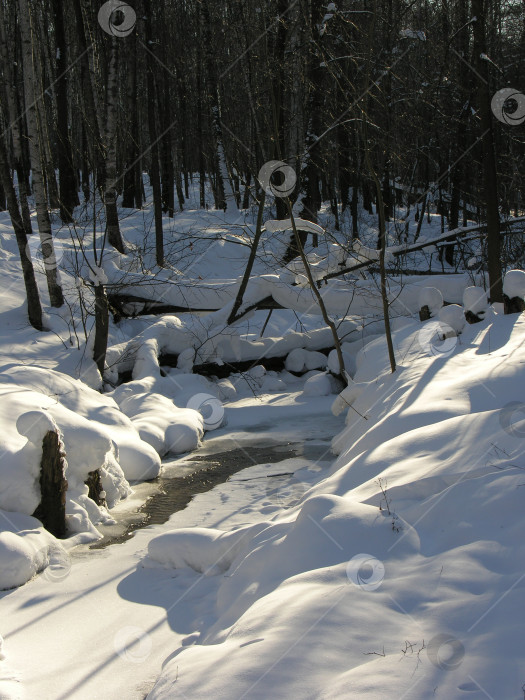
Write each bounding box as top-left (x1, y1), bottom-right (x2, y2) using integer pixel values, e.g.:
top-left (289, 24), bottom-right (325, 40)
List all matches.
top-left (85, 469), bottom-right (106, 507)
top-left (465, 310), bottom-right (483, 324)
top-left (419, 305), bottom-right (431, 321)
top-left (32, 430), bottom-right (68, 538)
top-left (504, 294), bottom-right (525, 315)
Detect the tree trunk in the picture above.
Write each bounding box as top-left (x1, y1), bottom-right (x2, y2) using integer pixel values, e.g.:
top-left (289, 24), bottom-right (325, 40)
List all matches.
top-left (144, 2), bottom-right (164, 266)
top-left (17, 0), bottom-right (64, 307)
top-left (104, 37), bottom-right (125, 254)
top-left (52, 0), bottom-right (79, 223)
top-left (0, 136), bottom-right (44, 330)
top-left (93, 282), bottom-right (109, 377)
top-left (32, 430), bottom-right (68, 539)
top-left (472, 0), bottom-right (503, 303)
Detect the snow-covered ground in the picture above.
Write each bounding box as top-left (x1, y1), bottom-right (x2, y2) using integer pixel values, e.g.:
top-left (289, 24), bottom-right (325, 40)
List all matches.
top-left (1, 190), bottom-right (524, 699)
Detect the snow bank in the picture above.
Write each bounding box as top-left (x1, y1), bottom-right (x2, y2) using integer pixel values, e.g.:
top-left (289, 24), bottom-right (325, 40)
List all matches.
top-left (147, 312), bottom-right (525, 700)
top-left (148, 525), bottom-right (270, 576)
top-left (0, 511), bottom-right (59, 590)
top-left (0, 365), bottom-right (162, 540)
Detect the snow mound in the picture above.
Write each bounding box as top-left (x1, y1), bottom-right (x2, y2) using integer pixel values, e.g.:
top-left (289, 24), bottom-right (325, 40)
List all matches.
top-left (418, 286), bottom-right (443, 316)
top-left (327, 346), bottom-right (356, 377)
top-left (331, 380), bottom-right (367, 416)
top-left (0, 531), bottom-right (45, 590)
top-left (0, 365), bottom-right (163, 538)
top-left (148, 526), bottom-right (267, 575)
top-left (117, 392), bottom-right (204, 456)
top-left (285, 348), bottom-right (327, 373)
top-left (438, 303), bottom-right (465, 335)
top-left (463, 286), bottom-right (488, 317)
top-left (16, 410), bottom-right (57, 444)
top-left (503, 269), bottom-right (525, 299)
top-left (0, 512), bottom-right (57, 590)
top-left (303, 371), bottom-right (339, 397)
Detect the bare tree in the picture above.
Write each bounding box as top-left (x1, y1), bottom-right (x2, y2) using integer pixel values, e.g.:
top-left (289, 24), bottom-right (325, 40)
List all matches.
top-left (17, 0), bottom-right (64, 307)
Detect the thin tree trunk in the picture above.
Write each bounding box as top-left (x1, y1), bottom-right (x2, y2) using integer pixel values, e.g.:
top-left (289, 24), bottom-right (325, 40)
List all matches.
top-left (17, 0), bottom-right (64, 307)
top-left (51, 0), bottom-right (79, 222)
top-left (472, 0), bottom-right (503, 303)
top-left (144, 2), bottom-right (164, 266)
top-left (104, 37), bottom-right (125, 254)
top-left (93, 282), bottom-right (109, 376)
top-left (227, 191), bottom-right (266, 325)
top-left (0, 136), bottom-right (44, 330)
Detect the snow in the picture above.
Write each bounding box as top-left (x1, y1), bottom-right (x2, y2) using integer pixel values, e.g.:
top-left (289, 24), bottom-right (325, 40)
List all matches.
top-left (438, 303), bottom-right (466, 335)
top-left (400, 28), bottom-right (426, 41)
top-left (302, 371), bottom-right (338, 396)
top-left (0, 364), bottom-right (161, 538)
top-left (1, 183), bottom-right (525, 700)
top-left (139, 312), bottom-right (525, 700)
top-left (463, 285), bottom-right (488, 317)
top-left (264, 217), bottom-right (325, 236)
top-left (418, 285), bottom-right (443, 315)
top-left (15, 410), bottom-right (57, 445)
top-left (503, 269), bottom-right (525, 299)
top-left (116, 390), bottom-right (204, 455)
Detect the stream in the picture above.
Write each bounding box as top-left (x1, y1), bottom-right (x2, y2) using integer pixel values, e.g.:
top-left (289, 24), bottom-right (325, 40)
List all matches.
top-left (90, 436), bottom-right (334, 549)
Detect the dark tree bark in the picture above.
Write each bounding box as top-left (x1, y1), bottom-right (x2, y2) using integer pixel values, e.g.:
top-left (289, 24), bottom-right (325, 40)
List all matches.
top-left (18, 0), bottom-right (64, 307)
top-left (32, 430), bottom-right (68, 539)
top-left (0, 136), bottom-right (44, 330)
top-left (144, 1), bottom-right (164, 266)
top-left (472, 0), bottom-right (503, 303)
top-left (104, 37), bottom-right (126, 254)
top-left (51, 0), bottom-right (79, 223)
top-left (93, 282), bottom-right (109, 377)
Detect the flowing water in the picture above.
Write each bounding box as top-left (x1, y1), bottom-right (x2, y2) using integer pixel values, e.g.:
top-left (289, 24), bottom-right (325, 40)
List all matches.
top-left (90, 438), bottom-right (333, 549)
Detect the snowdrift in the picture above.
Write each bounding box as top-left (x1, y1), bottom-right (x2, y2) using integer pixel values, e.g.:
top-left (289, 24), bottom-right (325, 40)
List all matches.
top-left (146, 311), bottom-right (525, 700)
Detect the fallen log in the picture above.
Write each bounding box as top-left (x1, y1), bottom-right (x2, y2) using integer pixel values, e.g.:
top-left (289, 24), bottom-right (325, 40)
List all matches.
top-left (322, 217), bottom-right (525, 283)
top-left (108, 293), bottom-right (285, 320)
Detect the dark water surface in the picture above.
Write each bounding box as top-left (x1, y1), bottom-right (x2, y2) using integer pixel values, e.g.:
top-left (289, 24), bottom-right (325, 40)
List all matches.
top-left (90, 440), bottom-right (331, 549)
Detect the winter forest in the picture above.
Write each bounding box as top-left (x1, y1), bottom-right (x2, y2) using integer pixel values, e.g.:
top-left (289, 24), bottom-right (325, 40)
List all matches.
top-left (0, 0), bottom-right (525, 698)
